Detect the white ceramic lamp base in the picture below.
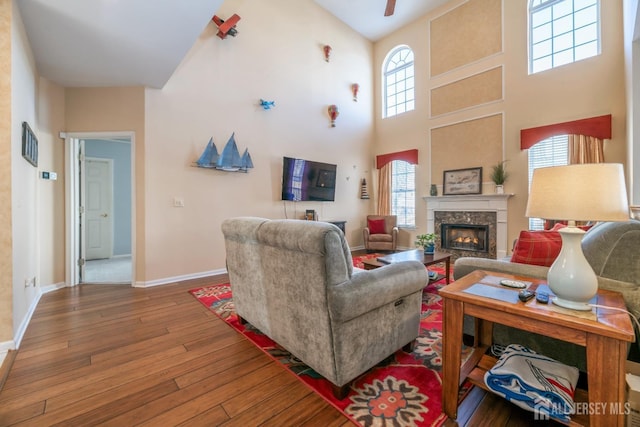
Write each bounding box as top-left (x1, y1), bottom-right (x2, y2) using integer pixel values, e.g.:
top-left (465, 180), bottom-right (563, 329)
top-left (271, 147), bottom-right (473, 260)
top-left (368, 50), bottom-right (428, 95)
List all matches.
top-left (547, 227), bottom-right (597, 311)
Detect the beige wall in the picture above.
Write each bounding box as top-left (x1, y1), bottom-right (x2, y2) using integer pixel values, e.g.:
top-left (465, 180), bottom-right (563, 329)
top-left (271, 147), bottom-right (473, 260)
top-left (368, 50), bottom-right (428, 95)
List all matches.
top-left (0, 0), bottom-right (12, 345)
top-left (37, 78), bottom-right (65, 287)
top-left (7, 0), bottom-right (67, 349)
top-left (11, 0), bottom-right (40, 342)
top-left (374, 0), bottom-right (627, 249)
top-left (67, 0), bottom-right (374, 283)
top-left (2, 0), bottom-right (630, 351)
top-left (65, 87), bottom-right (146, 280)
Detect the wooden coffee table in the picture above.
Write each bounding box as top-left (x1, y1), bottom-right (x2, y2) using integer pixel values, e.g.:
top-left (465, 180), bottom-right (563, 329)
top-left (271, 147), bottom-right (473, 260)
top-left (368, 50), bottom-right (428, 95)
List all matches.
top-left (362, 249), bottom-right (452, 284)
top-left (439, 269), bottom-right (635, 426)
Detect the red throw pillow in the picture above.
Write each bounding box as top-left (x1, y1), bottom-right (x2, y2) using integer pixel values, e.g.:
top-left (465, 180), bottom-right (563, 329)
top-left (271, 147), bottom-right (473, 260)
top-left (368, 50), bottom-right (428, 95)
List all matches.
top-left (510, 229), bottom-right (563, 267)
top-left (368, 218), bottom-right (387, 235)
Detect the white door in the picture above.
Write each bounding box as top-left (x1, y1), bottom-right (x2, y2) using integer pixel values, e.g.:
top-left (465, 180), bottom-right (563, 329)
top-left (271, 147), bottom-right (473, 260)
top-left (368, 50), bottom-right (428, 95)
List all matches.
top-left (85, 158), bottom-right (114, 260)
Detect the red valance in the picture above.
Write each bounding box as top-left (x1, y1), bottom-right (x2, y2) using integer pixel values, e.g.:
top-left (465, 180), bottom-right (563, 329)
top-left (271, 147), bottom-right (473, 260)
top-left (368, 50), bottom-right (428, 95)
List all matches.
top-left (376, 149), bottom-right (418, 169)
top-left (520, 114), bottom-right (612, 150)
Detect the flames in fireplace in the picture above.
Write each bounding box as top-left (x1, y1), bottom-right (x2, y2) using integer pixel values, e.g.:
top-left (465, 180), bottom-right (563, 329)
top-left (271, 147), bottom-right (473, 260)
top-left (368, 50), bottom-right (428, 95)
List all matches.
top-left (441, 224), bottom-right (488, 253)
top-left (453, 235), bottom-right (480, 245)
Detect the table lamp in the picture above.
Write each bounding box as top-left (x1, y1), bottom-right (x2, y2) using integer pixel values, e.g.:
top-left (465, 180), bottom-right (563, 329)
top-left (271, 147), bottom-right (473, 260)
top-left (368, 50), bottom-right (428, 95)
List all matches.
top-left (525, 163), bottom-right (629, 310)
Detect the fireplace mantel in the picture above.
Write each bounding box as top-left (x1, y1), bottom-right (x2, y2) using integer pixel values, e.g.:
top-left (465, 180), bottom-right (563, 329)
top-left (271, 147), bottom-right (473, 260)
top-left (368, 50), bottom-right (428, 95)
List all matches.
top-left (423, 194), bottom-right (513, 259)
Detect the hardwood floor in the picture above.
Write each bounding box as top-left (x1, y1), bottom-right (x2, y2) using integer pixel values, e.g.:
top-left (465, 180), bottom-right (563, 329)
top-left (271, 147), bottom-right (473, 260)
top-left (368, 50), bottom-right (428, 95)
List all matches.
top-left (0, 272), bottom-right (560, 426)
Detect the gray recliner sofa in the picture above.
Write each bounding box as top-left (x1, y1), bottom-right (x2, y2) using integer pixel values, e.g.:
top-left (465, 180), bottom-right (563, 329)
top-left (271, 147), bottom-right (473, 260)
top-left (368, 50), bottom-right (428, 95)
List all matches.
top-left (221, 217), bottom-right (429, 398)
top-left (453, 220), bottom-right (640, 371)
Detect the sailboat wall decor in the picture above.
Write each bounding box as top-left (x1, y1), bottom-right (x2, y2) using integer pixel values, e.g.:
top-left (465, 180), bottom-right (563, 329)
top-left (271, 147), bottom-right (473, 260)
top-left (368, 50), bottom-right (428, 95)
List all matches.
top-left (196, 137), bottom-right (219, 168)
top-left (194, 133), bottom-right (254, 172)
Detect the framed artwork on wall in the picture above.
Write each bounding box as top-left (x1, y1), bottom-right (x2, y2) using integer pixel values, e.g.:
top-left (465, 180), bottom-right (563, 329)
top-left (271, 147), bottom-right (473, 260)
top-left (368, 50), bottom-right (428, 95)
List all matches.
top-left (442, 167), bottom-right (482, 195)
top-left (22, 122), bottom-right (38, 167)
top-left (305, 209), bottom-right (317, 221)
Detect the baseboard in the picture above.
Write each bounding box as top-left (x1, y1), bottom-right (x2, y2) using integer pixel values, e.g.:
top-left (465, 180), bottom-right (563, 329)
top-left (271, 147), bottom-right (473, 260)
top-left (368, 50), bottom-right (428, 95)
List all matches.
top-left (134, 268), bottom-right (228, 288)
top-left (12, 287), bottom-right (45, 349)
top-left (40, 281), bottom-right (68, 294)
top-left (0, 349), bottom-right (16, 392)
top-left (0, 340), bottom-right (15, 359)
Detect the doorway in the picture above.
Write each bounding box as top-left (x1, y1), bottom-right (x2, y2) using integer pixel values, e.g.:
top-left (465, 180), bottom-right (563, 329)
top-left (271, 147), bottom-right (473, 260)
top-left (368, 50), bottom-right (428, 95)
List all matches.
top-left (64, 132), bottom-right (135, 286)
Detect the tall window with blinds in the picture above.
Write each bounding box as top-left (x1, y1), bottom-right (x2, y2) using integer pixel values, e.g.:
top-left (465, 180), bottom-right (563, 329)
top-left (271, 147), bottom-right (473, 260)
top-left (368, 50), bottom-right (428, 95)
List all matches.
top-left (528, 135), bottom-right (568, 229)
top-left (391, 160), bottom-right (416, 227)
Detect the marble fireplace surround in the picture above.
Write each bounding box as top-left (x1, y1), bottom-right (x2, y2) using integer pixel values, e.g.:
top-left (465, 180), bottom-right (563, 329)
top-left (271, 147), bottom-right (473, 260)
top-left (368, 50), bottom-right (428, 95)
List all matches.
top-left (423, 194), bottom-right (512, 259)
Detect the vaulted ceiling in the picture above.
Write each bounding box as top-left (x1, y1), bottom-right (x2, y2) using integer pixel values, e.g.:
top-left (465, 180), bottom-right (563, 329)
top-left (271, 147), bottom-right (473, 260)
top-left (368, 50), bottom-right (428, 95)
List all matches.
top-left (16, 0), bottom-right (448, 89)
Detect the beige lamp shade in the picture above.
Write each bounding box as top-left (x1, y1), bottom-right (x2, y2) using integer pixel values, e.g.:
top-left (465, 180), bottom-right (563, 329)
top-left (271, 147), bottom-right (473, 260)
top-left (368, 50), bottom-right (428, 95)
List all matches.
top-left (525, 163), bottom-right (630, 222)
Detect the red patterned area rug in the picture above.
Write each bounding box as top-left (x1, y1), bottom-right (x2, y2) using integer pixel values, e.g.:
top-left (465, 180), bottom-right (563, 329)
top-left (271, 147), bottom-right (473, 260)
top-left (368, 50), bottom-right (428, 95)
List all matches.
top-left (351, 252), bottom-right (386, 269)
top-left (189, 258), bottom-right (470, 427)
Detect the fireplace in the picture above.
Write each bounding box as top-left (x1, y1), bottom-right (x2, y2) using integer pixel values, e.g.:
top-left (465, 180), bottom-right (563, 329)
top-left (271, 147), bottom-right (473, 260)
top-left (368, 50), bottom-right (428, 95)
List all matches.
top-left (435, 211), bottom-right (495, 258)
top-left (441, 224), bottom-right (488, 253)
top-left (424, 194), bottom-right (512, 260)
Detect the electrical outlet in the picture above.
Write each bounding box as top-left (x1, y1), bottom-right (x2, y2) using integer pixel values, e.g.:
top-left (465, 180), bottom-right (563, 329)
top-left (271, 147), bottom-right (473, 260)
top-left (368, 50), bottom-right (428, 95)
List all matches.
top-left (24, 278), bottom-right (29, 288)
top-left (173, 197), bottom-right (184, 207)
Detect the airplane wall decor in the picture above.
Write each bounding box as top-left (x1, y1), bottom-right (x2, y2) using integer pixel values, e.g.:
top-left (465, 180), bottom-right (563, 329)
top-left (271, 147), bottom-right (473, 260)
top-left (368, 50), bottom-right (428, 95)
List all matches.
top-left (212, 14), bottom-right (240, 39)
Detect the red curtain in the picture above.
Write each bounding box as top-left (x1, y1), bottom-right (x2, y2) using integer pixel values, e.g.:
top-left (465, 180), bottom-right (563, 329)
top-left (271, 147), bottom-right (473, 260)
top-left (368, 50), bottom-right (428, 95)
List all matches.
top-left (520, 114), bottom-right (611, 150)
top-left (376, 149), bottom-right (419, 169)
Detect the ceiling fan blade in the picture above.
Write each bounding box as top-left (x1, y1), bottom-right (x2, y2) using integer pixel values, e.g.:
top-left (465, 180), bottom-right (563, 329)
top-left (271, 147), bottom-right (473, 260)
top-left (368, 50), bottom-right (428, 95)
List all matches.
top-left (384, 0), bottom-right (396, 16)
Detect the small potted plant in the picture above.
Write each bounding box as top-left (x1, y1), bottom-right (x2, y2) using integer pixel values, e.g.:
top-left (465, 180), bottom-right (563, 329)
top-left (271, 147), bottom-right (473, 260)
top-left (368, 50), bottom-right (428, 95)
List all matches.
top-left (415, 233), bottom-right (437, 254)
top-left (490, 160), bottom-right (509, 194)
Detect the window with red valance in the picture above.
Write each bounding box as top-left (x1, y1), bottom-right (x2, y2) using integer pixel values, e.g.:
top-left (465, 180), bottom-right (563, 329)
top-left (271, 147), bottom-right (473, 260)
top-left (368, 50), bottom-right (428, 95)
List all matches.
top-left (375, 149), bottom-right (419, 169)
top-left (375, 149), bottom-right (418, 227)
top-left (520, 114), bottom-right (611, 150)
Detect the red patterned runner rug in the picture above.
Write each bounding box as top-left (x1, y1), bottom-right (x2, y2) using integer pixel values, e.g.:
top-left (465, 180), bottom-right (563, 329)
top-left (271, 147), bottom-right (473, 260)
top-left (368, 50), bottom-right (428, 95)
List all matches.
top-left (189, 255), bottom-right (470, 427)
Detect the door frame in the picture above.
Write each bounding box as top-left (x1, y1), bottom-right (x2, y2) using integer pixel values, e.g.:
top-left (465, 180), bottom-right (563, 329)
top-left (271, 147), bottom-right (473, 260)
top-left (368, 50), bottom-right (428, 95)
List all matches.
top-left (62, 131), bottom-right (136, 287)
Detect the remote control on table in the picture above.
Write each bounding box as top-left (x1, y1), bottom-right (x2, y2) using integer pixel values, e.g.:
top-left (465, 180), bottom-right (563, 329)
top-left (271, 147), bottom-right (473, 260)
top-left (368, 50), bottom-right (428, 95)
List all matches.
top-left (536, 292), bottom-right (549, 304)
top-left (500, 279), bottom-right (527, 289)
top-left (518, 289), bottom-right (535, 302)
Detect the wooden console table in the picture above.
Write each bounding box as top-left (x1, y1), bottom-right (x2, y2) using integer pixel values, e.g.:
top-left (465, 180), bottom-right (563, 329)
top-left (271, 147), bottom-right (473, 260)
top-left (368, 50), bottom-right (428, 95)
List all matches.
top-left (439, 270), bottom-right (635, 426)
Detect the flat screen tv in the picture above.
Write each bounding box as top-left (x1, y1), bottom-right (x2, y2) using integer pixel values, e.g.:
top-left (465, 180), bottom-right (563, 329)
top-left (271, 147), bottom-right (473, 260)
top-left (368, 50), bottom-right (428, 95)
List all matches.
top-left (281, 156), bottom-right (337, 202)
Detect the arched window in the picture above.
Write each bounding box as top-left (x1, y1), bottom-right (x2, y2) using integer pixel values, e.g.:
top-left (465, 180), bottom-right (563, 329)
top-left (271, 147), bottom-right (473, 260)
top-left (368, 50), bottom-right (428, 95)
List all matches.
top-left (383, 45), bottom-right (415, 118)
top-left (529, 0), bottom-right (600, 74)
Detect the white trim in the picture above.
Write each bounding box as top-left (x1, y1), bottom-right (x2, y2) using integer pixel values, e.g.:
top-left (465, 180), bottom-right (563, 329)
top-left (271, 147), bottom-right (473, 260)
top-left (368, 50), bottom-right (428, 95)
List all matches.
top-left (0, 342), bottom-right (13, 368)
top-left (13, 287), bottom-right (43, 348)
top-left (133, 268), bottom-right (228, 288)
top-left (429, 111), bottom-right (504, 131)
top-left (0, 340), bottom-right (16, 354)
top-left (64, 131), bottom-right (135, 287)
top-left (424, 194), bottom-right (513, 258)
top-left (40, 281), bottom-right (68, 294)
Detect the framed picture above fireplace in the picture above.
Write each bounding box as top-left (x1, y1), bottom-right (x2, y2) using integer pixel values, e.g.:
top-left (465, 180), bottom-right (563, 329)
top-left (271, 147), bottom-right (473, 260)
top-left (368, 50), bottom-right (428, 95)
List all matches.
top-left (442, 167), bottom-right (482, 195)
